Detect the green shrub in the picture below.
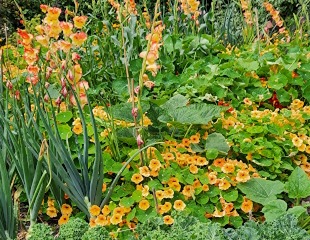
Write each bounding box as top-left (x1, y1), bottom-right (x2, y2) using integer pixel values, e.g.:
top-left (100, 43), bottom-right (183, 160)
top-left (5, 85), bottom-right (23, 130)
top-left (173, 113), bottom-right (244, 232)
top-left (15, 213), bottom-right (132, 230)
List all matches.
top-left (81, 226), bottom-right (111, 240)
top-left (134, 212), bottom-right (225, 240)
top-left (133, 212), bottom-right (310, 240)
top-left (57, 218), bottom-right (89, 240)
top-left (26, 223), bottom-right (53, 240)
top-left (224, 214), bottom-right (310, 240)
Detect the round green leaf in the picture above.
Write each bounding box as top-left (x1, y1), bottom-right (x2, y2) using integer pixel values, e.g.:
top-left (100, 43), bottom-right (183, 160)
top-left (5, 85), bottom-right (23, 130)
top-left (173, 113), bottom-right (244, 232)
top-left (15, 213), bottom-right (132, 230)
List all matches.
top-left (58, 124), bottom-right (72, 140)
top-left (206, 148), bottom-right (219, 160)
top-left (56, 111), bottom-right (73, 123)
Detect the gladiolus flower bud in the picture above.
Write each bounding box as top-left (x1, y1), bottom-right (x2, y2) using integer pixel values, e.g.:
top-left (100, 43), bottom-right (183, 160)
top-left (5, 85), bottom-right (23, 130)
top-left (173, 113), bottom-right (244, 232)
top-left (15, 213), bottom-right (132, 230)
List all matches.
top-left (55, 96), bottom-right (62, 106)
top-left (6, 81), bottom-right (13, 90)
top-left (134, 86), bottom-right (140, 95)
top-left (44, 94), bottom-right (49, 102)
top-left (67, 70), bottom-right (74, 81)
top-left (132, 108), bottom-right (138, 118)
top-left (136, 134), bottom-right (144, 147)
top-left (61, 87), bottom-right (68, 97)
top-left (61, 77), bottom-right (66, 88)
top-left (46, 67), bottom-right (53, 79)
top-left (45, 82), bottom-right (50, 89)
top-left (15, 90), bottom-right (20, 100)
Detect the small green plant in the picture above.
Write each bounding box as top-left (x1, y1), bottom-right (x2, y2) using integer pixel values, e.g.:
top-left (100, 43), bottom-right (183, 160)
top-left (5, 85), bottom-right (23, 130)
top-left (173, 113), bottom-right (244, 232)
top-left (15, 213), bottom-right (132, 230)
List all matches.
top-left (26, 223), bottom-right (53, 240)
top-left (57, 218), bottom-right (89, 240)
top-left (81, 226), bottom-right (111, 240)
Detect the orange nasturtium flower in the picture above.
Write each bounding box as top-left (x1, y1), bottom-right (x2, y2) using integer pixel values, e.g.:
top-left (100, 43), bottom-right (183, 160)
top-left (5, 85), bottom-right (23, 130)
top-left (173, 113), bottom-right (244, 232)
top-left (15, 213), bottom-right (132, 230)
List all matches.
top-left (236, 170), bottom-right (251, 182)
top-left (218, 178), bottom-right (231, 190)
top-left (89, 205), bottom-right (101, 216)
top-left (163, 215), bottom-right (174, 225)
top-left (241, 197), bottom-right (253, 213)
top-left (173, 200), bottom-right (186, 211)
top-left (138, 199), bottom-right (150, 210)
top-left (58, 214), bottom-right (69, 225)
top-left (110, 213), bottom-right (122, 225)
top-left (46, 207), bottom-right (57, 218)
top-left (61, 204), bottom-right (72, 216)
top-left (149, 159), bottom-right (161, 171)
top-left (95, 214), bottom-right (107, 226)
top-left (131, 173), bottom-right (144, 184)
top-left (101, 205), bottom-right (111, 216)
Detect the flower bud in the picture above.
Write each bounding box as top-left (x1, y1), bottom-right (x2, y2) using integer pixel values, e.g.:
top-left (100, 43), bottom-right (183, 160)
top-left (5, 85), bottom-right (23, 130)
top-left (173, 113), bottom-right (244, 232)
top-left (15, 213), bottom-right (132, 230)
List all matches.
top-left (136, 134), bottom-right (144, 147)
top-left (131, 107), bottom-right (138, 118)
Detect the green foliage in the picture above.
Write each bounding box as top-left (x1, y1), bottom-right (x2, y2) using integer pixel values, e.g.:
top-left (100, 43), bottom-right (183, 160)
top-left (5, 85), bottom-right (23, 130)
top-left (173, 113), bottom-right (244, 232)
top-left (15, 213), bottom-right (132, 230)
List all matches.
top-left (135, 212), bottom-right (224, 240)
top-left (27, 223), bottom-right (53, 240)
top-left (58, 218), bottom-right (89, 240)
top-left (224, 214), bottom-right (310, 240)
top-left (81, 226), bottom-right (111, 240)
top-left (134, 212), bottom-right (310, 240)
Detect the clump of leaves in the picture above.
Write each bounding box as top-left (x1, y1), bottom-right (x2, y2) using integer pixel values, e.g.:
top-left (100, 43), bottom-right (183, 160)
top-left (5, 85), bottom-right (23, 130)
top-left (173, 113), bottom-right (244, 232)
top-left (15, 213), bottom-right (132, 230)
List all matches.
top-left (82, 226), bottom-right (111, 240)
top-left (134, 211), bottom-right (224, 240)
top-left (57, 218), bottom-right (88, 240)
top-left (27, 223), bottom-right (53, 240)
top-left (224, 214), bottom-right (310, 240)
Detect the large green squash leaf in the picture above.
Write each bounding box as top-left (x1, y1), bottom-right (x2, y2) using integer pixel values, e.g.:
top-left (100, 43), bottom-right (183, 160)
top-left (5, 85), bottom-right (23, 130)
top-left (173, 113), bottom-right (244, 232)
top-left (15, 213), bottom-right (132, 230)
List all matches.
top-left (237, 178), bottom-right (284, 205)
top-left (285, 167), bottom-right (310, 199)
top-left (205, 133), bottom-right (230, 154)
top-left (262, 199), bottom-right (287, 222)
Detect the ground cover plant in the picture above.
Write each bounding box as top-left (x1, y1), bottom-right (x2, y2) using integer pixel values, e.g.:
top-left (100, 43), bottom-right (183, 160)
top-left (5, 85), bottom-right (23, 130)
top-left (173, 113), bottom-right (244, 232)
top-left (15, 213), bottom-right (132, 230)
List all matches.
top-left (1, 0), bottom-right (310, 239)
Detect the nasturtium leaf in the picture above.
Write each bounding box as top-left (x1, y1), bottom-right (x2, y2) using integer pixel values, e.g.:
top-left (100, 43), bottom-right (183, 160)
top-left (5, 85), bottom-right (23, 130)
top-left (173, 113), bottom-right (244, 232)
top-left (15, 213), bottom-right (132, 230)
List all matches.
top-left (240, 142), bottom-right (255, 154)
top-left (206, 148), bottom-right (219, 160)
top-left (229, 216), bottom-right (243, 228)
top-left (285, 167), bottom-right (310, 199)
top-left (276, 89), bottom-right (291, 103)
top-left (262, 199), bottom-right (287, 222)
top-left (237, 59), bottom-right (259, 71)
top-left (213, 216), bottom-right (229, 226)
top-left (222, 190), bottom-right (238, 202)
top-left (57, 124), bottom-right (72, 140)
top-left (237, 178), bottom-right (284, 205)
top-left (252, 158), bottom-right (273, 167)
top-left (184, 172), bottom-right (195, 184)
top-left (111, 162), bottom-right (123, 173)
top-left (266, 123), bottom-right (284, 135)
top-left (120, 197), bottom-right (135, 207)
top-left (135, 208), bottom-right (157, 223)
top-left (206, 186), bottom-right (221, 198)
top-left (246, 126), bottom-right (264, 134)
top-left (197, 194), bottom-right (209, 204)
top-left (56, 111), bottom-right (73, 123)
top-left (147, 179), bottom-right (162, 190)
top-left (198, 175), bottom-right (209, 185)
top-left (205, 133), bottom-right (230, 153)
top-left (126, 208), bottom-right (136, 221)
top-left (268, 74), bottom-right (288, 90)
top-left (132, 190), bottom-right (143, 202)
